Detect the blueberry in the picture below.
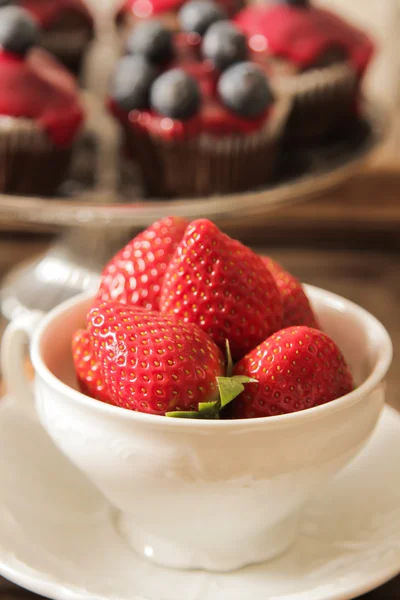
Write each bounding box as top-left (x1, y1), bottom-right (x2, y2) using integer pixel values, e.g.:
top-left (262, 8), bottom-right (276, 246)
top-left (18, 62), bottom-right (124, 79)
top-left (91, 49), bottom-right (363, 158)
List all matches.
top-left (126, 20), bottom-right (174, 66)
top-left (179, 0), bottom-right (226, 36)
top-left (202, 21), bottom-right (248, 71)
top-left (218, 62), bottom-right (274, 119)
top-left (110, 55), bottom-right (157, 112)
top-left (0, 6), bottom-right (39, 56)
top-left (150, 69), bottom-right (201, 120)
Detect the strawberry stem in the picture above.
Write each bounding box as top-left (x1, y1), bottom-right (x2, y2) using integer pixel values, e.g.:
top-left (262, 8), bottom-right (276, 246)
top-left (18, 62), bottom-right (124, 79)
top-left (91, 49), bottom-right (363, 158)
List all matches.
top-left (166, 339), bottom-right (257, 419)
top-left (226, 339), bottom-right (233, 377)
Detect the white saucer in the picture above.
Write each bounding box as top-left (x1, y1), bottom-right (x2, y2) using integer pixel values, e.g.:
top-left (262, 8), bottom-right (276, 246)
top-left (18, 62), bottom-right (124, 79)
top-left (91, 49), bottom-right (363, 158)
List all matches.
top-left (1, 396), bottom-right (400, 600)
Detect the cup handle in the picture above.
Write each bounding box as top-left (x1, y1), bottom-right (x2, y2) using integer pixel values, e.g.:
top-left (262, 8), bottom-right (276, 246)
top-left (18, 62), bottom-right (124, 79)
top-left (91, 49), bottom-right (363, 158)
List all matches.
top-left (1, 311), bottom-right (45, 411)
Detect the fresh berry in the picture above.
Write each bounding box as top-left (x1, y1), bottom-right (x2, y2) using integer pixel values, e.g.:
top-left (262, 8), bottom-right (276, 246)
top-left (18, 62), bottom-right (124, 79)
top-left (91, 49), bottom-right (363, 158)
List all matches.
top-left (87, 302), bottom-right (225, 415)
top-left (126, 20), bottom-right (174, 65)
top-left (202, 21), bottom-right (248, 71)
top-left (72, 329), bottom-right (112, 404)
top-left (231, 326), bottom-right (354, 418)
top-left (150, 68), bottom-right (201, 120)
top-left (160, 219), bottom-right (283, 360)
top-left (262, 257), bottom-right (319, 329)
top-left (179, 0), bottom-right (226, 36)
top-left (110, 55), bottom-right (157, 112)
top-left (218, 62), bottom-right (274, 118)
top-left (0, 6), bottom-right (39, 56)
top-left (97, 216), bottom-right (189, 311)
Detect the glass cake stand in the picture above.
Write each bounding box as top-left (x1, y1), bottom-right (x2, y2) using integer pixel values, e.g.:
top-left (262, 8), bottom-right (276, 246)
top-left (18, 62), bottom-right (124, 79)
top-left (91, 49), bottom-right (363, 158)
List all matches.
top-left (0, 98), bottom-right (385, 321)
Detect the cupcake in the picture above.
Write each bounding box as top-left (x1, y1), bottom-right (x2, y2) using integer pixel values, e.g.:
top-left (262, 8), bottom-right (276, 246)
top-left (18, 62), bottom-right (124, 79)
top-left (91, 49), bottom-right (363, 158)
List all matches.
top-left (234, 0), bottom-right (375, 140)
top-left (0, 7), bottom-right (85, 195)
top-left (117, 0), bottom-right (244, 33)
top-left (2, 0), bottom-right (94, 75)
top-left (108, 9), bottom-right (289, 198)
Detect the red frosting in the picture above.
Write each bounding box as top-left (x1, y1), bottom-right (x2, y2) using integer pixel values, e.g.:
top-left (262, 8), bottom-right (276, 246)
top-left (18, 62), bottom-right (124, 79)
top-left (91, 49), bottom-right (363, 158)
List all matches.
top-left (120, 0), bottom-right (238, 19)
top-left (121, 0), bottom-right (184, 17)
top-left (110, 99), bottom-right (270, 141)
top-left (0, 48), bottom-right (84, 147)
top-left (172, 35), bottom-right (217, 96)
top-left (21, 0), bottom-right (93, 29)
top-left (235, 5), bottom-right (374, 75)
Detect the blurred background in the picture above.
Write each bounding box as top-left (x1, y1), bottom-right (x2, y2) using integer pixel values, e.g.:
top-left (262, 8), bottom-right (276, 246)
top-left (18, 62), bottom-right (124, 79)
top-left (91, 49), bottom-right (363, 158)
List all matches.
top-left (0, 1), bottom-right (400, 597)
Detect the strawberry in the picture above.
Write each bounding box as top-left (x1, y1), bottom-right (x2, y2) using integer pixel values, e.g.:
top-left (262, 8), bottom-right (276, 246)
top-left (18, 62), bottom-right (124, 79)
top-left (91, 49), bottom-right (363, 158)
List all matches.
top-left (97, 216), bottom-right (189, 311)
top-left (72, 329), bottom-right (113, 404)
top-left (160, 219), bottom-right (283, 360)
top-left (87, 301), bottom-right (225, 415)
top-left (231, 326), bottom-right (354, 419)
top-left (262, 257), bottom-right (319, 329)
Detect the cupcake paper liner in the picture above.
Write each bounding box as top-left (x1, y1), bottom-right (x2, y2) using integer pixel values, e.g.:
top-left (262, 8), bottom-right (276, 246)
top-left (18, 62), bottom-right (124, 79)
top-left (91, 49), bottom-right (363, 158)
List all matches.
top-left (122, 98), bottom-right (291, 198)
top-left (0, 118), bottom-right (72, 196)
top-left (272, 62), bottom-right (358, 141)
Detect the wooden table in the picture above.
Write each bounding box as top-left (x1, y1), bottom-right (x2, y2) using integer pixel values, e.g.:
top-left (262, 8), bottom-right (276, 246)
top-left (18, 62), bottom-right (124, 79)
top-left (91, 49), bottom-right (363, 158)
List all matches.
top-left (0, 235), bottom-right (399, 599)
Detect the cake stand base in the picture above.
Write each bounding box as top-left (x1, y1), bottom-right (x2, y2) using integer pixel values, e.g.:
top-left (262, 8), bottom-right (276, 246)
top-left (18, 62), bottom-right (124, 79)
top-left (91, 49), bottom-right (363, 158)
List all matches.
top-left (0, 228), bottom-right (133, 321)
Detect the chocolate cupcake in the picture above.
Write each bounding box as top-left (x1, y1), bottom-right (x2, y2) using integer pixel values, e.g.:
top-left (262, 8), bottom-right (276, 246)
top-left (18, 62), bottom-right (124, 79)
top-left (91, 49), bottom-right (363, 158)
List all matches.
top-left (235, 0), bottom-right (375, 140)
top-left (117, 0), bottom-right (244, 34)
top-left (1, 0), bottom-right (94, 75)
top-left (0, 7), bottom-right (85, 195)
top-left (108, 13), bottom-right (289, 198)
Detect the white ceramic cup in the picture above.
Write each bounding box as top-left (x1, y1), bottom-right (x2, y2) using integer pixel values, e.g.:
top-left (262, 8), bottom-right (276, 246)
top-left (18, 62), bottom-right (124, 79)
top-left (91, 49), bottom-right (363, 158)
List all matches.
top-left (1, 285), bottom-right (392, 572)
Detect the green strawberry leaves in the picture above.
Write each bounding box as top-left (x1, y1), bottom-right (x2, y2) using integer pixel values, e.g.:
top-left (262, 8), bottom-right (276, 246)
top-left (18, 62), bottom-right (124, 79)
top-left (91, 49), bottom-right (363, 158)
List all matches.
top-left (165, 376), bottom-right (256, 419)
top-left (217, 376), bottom-right (257, 408)
top-left (166, 340), bottom-right (257, 420)
top-left (165, 410), bottom-right (205, 419)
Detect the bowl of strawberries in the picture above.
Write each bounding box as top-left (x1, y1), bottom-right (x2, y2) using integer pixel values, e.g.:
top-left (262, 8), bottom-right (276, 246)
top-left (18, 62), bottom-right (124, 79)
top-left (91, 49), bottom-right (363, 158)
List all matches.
top-left (2, 217), bottom-right (392, 573)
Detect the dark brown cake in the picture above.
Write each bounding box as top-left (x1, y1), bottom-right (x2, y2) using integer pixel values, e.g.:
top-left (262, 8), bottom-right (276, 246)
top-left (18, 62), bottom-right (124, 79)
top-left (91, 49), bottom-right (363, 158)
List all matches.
top-left (20, 0), bottom-right (94, 75)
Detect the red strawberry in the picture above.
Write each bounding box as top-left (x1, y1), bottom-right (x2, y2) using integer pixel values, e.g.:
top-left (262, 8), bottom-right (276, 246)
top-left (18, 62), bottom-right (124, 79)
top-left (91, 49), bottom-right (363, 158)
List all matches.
top-left (262, 257), bottom-right (319, 329)
top-left (87, 301), bottom-right (225, 415)
top-left (231, 326), bottom-right (354, 419)
top-left (72, 329), bottom-right (113, 404)
top-left (97, 216), bottom-right (189, 311)
top-left (160, 219), bottom-right (283, 360)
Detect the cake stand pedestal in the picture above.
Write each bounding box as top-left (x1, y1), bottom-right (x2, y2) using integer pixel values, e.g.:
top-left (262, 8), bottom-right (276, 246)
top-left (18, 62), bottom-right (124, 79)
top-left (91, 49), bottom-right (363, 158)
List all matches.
top-left (0, 227), bottom-right (134, 319)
